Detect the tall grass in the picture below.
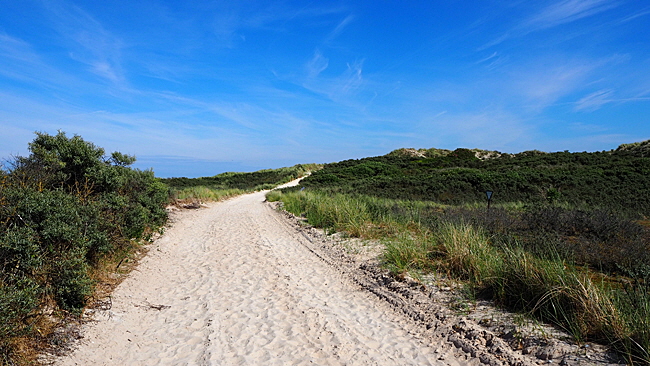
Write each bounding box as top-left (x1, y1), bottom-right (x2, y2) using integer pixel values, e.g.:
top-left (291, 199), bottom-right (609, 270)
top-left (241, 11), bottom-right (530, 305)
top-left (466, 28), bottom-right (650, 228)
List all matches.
top-left (269, 189), bottom-right (650, 364)
top-left (384, 232), bottom-right (436, 274)
top-left (436, 221), bottom-right (501, 284)
top-left (171, 186), bottom-right (245, 202)
top-left (612, 280), bottom-right (650, 364)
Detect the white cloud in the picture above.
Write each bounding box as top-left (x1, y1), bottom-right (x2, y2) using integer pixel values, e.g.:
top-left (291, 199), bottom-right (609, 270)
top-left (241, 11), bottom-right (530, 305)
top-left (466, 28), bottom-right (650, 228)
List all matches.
top-left (522, 0), bottom-right (618, 32)
top-left (301, 49), bottom-right (367, 105)
top-left (618, 8), bottom-right (650, 23)
top-left (574, 89), bottom-right (614, 111)
top-left (476, 52), bottom-right (498, 64)
top-left (480, 0), bottom-right (619, 49)
top-left (517, 63), bottom-right (592, 105)
top-left (0, 33), bottom-right (86, 90)
top-left (0, 34), bottom-right (35, 63)
top-left (340, 60), bottom-right (364, 94)
top-left (306, 50), bottom-right (329, 78)
top-left (42, 1), bottom-right (126, 86)
top-left (325, 14), bottom-right (355, 42)
top-left (508, 54), bottom-right (630, 110)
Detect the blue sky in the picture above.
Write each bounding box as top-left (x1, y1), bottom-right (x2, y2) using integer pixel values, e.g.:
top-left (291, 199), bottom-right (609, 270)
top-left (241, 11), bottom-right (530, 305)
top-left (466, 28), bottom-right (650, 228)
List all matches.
top-left (1, 0), bottom-right (649, 177)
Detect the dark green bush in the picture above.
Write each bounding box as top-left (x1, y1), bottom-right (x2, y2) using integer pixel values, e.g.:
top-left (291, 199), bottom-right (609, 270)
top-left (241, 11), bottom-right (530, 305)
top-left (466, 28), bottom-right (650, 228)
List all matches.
top-left (0, 276), bottom-right (41, 342)
top-left (51, 253), bottom-right (94, 312)
top-left (0, 131), bottom-right (169, 364)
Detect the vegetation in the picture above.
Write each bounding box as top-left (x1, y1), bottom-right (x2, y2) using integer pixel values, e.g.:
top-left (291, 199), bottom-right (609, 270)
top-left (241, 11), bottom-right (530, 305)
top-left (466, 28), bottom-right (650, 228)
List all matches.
top-left (0, 132), bottom-right (168, 365)
top-left (164, 164), bottom-right (320, 203)
top-left (269, 141), bottom-right (650, 364)
top-left (301, 145), bottom-right (650, 218)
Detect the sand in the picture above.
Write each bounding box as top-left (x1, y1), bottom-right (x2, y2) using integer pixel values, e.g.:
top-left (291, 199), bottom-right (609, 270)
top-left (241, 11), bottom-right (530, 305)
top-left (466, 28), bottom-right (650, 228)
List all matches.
top-left (53, 182), bottom-right (456, 365)
top-left (50, 179), bottom-right (620, 366)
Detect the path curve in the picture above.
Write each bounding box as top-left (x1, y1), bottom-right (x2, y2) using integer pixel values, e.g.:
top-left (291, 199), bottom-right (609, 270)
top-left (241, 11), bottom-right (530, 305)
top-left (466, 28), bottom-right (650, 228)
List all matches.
top-left (54, 187), bottom-right (459, 366)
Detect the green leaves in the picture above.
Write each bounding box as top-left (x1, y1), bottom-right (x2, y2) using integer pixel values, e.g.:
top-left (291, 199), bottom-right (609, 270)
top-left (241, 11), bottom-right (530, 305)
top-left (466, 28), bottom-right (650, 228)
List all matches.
top-left (0, 131), bottom-right (170, 362)
top-left (110, 151), bottom-right (136, 167)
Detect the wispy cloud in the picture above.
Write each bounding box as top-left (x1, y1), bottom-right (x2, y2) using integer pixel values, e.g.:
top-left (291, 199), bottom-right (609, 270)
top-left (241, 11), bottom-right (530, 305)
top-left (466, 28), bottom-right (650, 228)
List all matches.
top-left (209, 6), bottom-right (246, 48)
top-left (512, 61), bottom-right (596, 108)
top-left (475, 51), bottom-right (510, 70)
top-left (340, 60), bottom-right (364, 94)
top-left (476, 52), bottom-right (498, 64)
top-left (306, 50), bottom-right (329, 78)
top-left (618, 8), bottom-right (650, 23)
top-left (301, 49), bottom-right (366, 104)
top-left (325, 14), bottom-right (355, 42)
top-left (0, 32), bottom-right (95, 96)
top-left (574, 90), bottom-right (650, 111)
top-left (42, 1), bottom-right (126, 85)
top-left (509, 53), bottom-right (631, 110)
top-left (575, 89), bottom-right (614, 111)
top-left (204, 3), bottom-right (351, 49)
top-left (523, 0), bottom-right (619, 31)
top-left (0, 34), bottom-right (44, 83)
top-left (481, 0), bottom-right (620, 49)
top-left (0, 34), bottom-right (36, 63)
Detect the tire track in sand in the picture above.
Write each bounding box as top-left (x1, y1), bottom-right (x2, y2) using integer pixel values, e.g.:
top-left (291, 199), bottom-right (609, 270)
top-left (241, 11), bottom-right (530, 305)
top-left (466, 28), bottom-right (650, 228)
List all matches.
top-left (54, 188), bottom-right (460, 366)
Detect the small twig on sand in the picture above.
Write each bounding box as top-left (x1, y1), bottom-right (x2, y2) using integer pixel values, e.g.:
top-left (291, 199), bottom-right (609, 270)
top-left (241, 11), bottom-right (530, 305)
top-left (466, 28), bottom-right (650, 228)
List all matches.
top-left (135, 301), bottom-right (171, 311)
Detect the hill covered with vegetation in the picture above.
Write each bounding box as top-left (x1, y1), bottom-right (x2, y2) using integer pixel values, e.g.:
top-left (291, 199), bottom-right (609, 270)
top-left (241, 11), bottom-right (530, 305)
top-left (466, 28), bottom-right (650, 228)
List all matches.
top-left (301, 143), bottom-right (650, 218)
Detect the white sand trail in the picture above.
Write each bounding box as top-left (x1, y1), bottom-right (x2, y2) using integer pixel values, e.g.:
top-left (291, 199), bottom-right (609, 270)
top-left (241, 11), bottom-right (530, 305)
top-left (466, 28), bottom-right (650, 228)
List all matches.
top-left (55, 188), bottom-right (458, 366)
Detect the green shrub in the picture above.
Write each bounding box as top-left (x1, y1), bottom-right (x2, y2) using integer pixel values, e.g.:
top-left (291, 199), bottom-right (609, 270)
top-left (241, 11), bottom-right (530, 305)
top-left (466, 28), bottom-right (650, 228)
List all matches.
top-left (0, 276), bottom-right (41, 360)
top-left (51, 253), bottom-right (94, 312)
top-left (0, 131), bottom-right (169, 364)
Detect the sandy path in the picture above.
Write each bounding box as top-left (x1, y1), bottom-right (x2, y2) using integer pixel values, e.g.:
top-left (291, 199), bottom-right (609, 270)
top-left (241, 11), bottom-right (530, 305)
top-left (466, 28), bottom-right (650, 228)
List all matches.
top-left (54, 187), bottom-right (458, 366)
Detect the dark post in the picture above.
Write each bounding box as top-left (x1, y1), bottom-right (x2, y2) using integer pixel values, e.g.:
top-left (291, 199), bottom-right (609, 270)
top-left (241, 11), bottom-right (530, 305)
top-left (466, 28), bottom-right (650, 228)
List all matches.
top-left (485, 190), bottom-right (493, 211)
